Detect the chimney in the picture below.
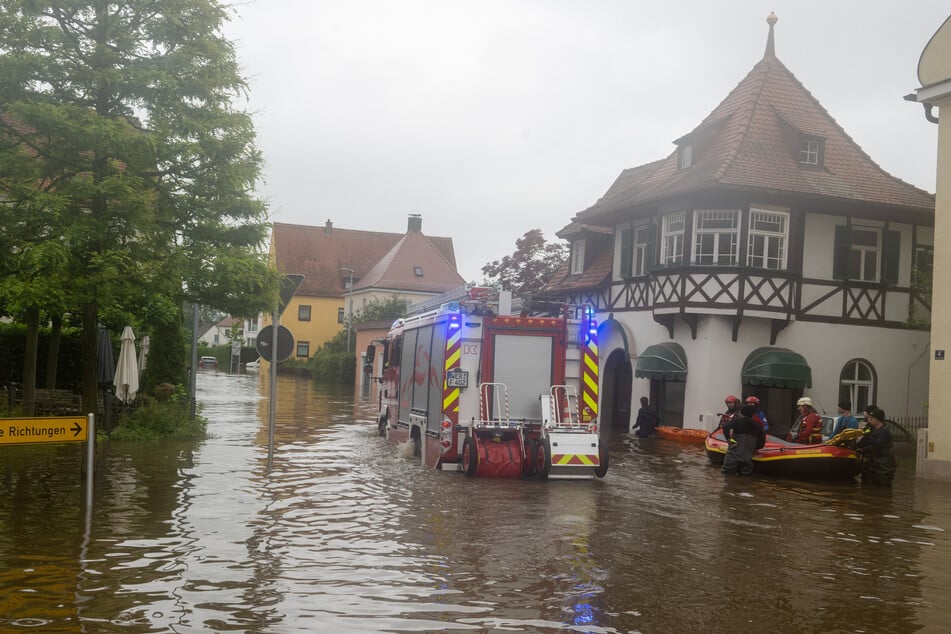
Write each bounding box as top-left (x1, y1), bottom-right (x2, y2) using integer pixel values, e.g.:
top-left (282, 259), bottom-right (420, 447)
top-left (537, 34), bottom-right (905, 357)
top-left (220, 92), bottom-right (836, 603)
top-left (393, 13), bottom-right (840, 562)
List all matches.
top-left (324, 219), bottom-right (333, 235)
top-left (407, 214), bottom-right (422, 233)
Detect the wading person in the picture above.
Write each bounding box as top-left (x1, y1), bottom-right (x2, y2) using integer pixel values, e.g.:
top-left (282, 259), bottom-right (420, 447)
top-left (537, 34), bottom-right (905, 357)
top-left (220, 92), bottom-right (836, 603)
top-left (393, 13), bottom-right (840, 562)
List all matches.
top-left (718, 395), bottom-right (741, 430)
top-left (632, 396), bottom-right (659, 438)
top-left (721, 404), bottom-right (766, 476)
top-left (745, 395), bottom-right (769, 435)
top-left (855, 405), bottom-right (896, 486)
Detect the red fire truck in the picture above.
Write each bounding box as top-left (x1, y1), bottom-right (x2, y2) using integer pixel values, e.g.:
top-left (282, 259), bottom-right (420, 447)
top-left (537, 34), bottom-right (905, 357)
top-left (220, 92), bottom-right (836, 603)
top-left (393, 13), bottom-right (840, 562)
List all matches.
top-left (369, 287), bottom-right (606, 480)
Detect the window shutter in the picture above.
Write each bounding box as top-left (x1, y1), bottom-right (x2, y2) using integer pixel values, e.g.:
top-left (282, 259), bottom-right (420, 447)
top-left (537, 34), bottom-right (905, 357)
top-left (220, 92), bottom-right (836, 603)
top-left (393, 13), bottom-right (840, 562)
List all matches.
top-left (832, 225), bottom-right (851, 280)
top-left (645, 223), bottom-right (657, 272)
top-left (883, 230), bottom-right (900, 285)
top-left (619, 227), bottom-right (632, 277)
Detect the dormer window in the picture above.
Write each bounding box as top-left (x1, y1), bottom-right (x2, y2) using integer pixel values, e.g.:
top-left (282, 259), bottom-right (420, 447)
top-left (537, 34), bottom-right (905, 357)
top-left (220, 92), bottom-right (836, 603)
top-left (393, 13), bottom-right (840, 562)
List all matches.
top-left (679, 143), bottom-right (693, 169)
top-left (570, 240), bottom-right (586, 275)
top-left (413, 265), bottom-right (423, 277)
top-left (799, 137), bottom-right (823, 166)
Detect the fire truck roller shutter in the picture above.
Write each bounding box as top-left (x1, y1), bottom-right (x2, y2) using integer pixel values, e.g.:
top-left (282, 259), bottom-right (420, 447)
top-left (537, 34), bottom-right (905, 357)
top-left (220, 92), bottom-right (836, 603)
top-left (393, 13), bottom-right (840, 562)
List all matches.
top-left (491, 334), bottom-right (554, 420)
top-left (411, 325), bottom-right (434, 414)
top-left (427, 321), bottom-right (447, 433)
top-left (399, 328), bottom-right (418, 421)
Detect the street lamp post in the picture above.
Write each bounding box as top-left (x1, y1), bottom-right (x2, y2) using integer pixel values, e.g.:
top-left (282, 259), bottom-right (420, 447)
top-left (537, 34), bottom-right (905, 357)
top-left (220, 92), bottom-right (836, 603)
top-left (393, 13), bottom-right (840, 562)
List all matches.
top-left (340, 267), bottom-right (354, 351)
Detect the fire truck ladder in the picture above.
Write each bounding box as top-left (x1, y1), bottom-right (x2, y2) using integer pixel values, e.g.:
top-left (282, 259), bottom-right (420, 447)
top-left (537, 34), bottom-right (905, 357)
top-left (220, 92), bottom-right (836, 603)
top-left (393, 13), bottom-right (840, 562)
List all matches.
top-left (478, 382), bottom-right (511, 426)
top-left (548, 385), bottom-right (583, 430)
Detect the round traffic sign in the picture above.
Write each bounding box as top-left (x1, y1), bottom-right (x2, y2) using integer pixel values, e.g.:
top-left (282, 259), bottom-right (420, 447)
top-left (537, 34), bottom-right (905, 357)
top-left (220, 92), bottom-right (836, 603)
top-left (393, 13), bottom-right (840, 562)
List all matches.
top-left (255, 325), bottom-right (294, 362)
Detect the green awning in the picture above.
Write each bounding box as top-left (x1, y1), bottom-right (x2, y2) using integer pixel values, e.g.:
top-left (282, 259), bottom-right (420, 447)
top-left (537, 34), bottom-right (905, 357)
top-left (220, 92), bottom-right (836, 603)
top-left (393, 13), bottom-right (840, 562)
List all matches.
top-left (741, 347), bottom-right (812, 389)
top-left (635, 342), bottom-right (687, 381)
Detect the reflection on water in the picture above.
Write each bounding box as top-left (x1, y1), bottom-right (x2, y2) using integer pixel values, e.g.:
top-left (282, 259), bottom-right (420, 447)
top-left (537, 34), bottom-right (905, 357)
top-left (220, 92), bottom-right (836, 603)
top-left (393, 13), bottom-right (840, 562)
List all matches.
top-left (0, 371), bottom-right (950, 632)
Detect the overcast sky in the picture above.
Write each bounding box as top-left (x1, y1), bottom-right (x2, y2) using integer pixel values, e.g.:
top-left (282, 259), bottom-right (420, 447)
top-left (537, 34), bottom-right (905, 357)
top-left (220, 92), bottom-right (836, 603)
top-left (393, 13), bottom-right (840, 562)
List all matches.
top-left (223, 1), bottom-right (949, 281)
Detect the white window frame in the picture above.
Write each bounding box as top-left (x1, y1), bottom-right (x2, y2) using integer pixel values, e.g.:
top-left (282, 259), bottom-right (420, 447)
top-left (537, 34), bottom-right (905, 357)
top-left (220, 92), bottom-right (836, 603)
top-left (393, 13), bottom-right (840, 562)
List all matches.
top-left (661, 212), bottom-right (685, 265)
top-left (849, 226), bottom-right (882, 282)
top-left (692, 209), bottom-right (739, 266)
top-left (747, 209), bottom-right (788, 270)
top-left (800, 139), bottom-right (820, 165)
top-left (679, 144), bottom-right (692, 170)
top-left (632, 225), bottom-right (651, 276)
top-left (839, 360), bottom-right (875, 413)
top-left (570, 239), bottom-right (586, 275)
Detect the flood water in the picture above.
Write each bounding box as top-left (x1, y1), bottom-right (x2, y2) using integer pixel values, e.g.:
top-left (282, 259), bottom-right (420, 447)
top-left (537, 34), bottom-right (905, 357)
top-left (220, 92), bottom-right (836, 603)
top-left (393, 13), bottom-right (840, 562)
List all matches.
top-left (2, 371), bottom-right (951, 633)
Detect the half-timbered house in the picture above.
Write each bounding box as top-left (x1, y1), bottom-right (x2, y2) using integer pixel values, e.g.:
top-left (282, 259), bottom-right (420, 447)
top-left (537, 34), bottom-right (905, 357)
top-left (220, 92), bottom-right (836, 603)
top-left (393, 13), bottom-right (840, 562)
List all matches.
top-left (545, 15), bottom-right (935, 435)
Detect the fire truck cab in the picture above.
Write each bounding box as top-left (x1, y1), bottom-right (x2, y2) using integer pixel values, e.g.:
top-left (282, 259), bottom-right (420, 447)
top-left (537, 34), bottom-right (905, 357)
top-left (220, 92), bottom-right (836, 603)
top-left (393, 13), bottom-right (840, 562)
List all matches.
top-left (373, 287), bottom-right (606, 480)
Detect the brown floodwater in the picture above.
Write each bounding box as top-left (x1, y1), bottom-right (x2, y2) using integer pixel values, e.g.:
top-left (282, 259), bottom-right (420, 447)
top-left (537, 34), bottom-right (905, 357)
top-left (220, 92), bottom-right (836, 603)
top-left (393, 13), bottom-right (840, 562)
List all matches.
top-left (1, 371), bottom-right (949, 633)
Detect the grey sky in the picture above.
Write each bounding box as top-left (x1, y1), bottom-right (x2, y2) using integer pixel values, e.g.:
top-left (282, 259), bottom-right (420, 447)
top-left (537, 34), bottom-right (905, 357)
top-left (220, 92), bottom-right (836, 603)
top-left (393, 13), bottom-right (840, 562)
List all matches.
top-left (223, 1), bottom-right (948, 281)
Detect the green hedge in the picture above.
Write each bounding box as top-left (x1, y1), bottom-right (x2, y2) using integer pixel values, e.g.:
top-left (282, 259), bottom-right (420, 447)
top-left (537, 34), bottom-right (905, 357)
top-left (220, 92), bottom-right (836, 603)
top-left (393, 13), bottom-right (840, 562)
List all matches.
top-left (310, 350), bottom-right (355, 384)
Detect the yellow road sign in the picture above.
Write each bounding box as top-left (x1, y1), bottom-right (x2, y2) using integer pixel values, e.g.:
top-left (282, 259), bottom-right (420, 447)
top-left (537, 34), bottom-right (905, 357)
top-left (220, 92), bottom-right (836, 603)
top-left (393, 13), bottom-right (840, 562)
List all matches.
top-left (0, 417), bottom-right (88, 445)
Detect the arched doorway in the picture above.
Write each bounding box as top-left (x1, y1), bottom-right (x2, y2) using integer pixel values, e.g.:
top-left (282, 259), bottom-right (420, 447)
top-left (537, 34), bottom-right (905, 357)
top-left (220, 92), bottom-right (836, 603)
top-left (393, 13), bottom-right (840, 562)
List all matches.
top-left (601, 348), bottom-right (633, 431)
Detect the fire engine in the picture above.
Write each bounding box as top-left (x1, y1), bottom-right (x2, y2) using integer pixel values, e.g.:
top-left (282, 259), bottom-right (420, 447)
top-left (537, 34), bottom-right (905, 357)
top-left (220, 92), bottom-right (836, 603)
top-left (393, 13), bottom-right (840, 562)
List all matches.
top-left (367, 286), bottom-right (606, 480)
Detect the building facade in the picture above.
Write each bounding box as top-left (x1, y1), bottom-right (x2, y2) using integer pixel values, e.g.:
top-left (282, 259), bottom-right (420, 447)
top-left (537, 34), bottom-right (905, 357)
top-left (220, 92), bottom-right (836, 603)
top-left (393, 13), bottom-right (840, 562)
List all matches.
top-left (546, 15), bottom-right (935, 437)
top-left (266, 215), bottom-right (465, 360)
top-left (910, 14), bottom-right (951, 480)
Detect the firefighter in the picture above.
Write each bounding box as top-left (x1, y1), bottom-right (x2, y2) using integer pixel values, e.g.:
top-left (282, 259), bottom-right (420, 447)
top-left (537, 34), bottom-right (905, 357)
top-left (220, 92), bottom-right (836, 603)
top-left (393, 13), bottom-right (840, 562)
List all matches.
top-left (721, 404), bottom-right (766, 475)
top-left (788, 397), bottom-right (822, 444)
top-left (855, 405), bottom-right (896, 486)
top-left (744, 396), bottom-right (769, 435)
top-left (718, 395), bottom-right (741, 429)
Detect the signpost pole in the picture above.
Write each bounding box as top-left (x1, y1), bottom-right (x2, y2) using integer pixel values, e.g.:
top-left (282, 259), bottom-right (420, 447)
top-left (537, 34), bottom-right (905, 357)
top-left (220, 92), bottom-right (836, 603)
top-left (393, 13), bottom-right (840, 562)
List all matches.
top-left (85, 414), bottom-right (95, 509)
top-left (268, 305), bottom-right (279, 468)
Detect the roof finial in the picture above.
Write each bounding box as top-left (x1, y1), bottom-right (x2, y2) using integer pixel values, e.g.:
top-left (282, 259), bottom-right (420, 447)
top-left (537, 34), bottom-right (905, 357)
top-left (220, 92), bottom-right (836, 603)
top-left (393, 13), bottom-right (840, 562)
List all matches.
top-left (765, 12), bottom-right (778, 58)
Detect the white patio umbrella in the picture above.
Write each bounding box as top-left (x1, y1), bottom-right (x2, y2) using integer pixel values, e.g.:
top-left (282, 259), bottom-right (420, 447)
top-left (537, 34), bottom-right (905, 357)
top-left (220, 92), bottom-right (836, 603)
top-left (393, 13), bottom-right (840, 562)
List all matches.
top-left (114, 326), bottom-right (140, 403)
top-left (138, 335), bottom-right (150, 378)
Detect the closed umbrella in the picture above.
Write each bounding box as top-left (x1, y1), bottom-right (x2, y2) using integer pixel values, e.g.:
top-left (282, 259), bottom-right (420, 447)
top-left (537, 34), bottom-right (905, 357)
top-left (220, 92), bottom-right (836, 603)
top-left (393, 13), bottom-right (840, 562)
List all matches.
top-left (138, 335), bottom-right (150, 378)
top-left (97, 328), bottom-right (115, 388)
top-left (114, 326), bottom-right (139, 403)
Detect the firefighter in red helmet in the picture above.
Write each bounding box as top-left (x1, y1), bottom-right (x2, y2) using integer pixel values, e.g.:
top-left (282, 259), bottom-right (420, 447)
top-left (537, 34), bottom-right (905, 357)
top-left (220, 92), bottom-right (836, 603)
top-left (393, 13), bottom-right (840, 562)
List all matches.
top-left (719, 395), bottom-right (741, 429)
top-left (745, 396), bottom-right (769, 435)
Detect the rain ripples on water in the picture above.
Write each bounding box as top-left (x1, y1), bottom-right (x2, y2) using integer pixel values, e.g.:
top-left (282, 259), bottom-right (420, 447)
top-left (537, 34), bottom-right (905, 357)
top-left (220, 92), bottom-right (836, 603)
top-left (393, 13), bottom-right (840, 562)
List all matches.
top-left (1, 371), bottom-right (950, 632)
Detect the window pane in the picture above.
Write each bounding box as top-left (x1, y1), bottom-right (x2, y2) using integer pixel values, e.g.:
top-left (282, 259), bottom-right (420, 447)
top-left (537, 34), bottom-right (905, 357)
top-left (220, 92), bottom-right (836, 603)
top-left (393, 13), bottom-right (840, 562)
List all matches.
top-left (852, 229), bottom-right (878, 247)
top-left (856, 387), bottom-right (870, 413)
top-left (857, 362), bottom-right (871, 381)
top-left (862, 253), bottom-right (877, 281)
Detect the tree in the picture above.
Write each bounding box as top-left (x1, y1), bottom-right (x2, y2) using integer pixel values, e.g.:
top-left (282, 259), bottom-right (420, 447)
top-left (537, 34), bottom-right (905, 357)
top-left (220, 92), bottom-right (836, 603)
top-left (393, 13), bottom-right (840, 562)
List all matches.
top-left (0, 1), bottom-right (280, 413)
top-left (481, 229), bottom-right (568, 297)
top-left (322, 296), bottom-right (408, 353)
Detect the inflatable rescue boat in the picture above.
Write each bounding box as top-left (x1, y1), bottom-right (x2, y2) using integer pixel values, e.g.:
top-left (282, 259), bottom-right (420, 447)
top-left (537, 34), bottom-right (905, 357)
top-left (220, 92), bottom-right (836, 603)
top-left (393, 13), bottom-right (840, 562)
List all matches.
top-left (705, 429), bottom-right (863, 480)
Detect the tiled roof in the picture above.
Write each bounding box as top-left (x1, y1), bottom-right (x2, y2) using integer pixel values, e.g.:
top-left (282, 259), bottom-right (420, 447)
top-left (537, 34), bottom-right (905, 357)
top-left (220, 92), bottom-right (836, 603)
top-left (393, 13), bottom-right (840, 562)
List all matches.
top-left (543, 240), bottom-right (613, 292)
top-left (578, 35), bottom-right (934, 222)
top-left (272, 222), bottom-right (458, 298)
top-left (556, 222), bottom-right (615, 239)
top-left (354, 229), bottom-right (466, 293)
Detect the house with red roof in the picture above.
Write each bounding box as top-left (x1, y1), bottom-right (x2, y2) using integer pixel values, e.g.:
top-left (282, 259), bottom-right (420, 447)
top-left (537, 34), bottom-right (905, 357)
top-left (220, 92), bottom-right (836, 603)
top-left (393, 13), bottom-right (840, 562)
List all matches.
top-left (267, 215), bottom-right (465, 359)
top-left (545, 14), bottom-right (935, 436)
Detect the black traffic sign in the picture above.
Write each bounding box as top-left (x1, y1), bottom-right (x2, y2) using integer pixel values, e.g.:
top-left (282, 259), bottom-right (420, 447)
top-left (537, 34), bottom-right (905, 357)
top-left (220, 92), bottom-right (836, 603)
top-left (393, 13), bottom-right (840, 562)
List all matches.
top-left (278, 274), bottom-right (304, 317)
top-left (256, 325), bottom-right (294, 362)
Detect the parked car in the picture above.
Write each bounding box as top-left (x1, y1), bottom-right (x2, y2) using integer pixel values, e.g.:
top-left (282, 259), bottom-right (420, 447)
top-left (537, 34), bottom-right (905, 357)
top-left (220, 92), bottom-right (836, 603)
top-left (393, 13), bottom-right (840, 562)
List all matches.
top-left (244, 359), bottom-right (260, 373)
top-left (198, 356), bottom-right (218, 370)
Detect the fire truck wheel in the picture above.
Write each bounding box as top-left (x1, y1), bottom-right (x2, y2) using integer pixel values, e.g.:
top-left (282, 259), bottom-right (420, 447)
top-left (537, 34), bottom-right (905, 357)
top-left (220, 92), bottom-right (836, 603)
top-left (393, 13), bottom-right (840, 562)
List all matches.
top-left (535, 438), bottom-right (550, 479)
top-left (462, 436), bottom-right (478, 476)
top-left (522, 438), bottom-right (536, 477)
top-left (594, 442), bottom-right (609, 478)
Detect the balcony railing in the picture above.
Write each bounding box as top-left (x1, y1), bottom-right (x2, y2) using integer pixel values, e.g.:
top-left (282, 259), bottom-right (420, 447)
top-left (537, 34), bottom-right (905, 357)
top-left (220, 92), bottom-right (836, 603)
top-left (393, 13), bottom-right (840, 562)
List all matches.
top-left (559, 265), bottom-right (929, 330)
